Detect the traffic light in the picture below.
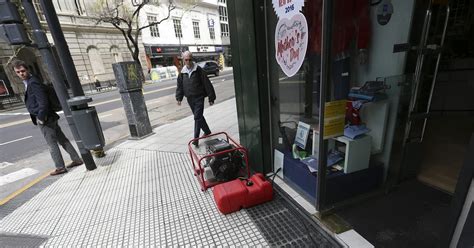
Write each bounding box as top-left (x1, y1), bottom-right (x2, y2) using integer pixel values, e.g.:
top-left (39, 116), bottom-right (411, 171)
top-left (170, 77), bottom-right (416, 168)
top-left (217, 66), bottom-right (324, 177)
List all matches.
top-left (0, 0), bottom-right (31, 45)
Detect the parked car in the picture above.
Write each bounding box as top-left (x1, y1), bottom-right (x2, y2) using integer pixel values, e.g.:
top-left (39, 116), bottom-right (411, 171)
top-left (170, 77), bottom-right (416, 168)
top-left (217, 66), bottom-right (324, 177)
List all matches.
top-left (197, 61), bottom-right (220, 76)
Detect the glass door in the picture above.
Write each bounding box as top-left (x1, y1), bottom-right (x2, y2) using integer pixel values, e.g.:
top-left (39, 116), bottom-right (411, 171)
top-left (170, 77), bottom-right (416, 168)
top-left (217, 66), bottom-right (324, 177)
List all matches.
top-left (265, 0), bottom-right (323, 207)
top-left (264, 0), bottom-right (422, 211)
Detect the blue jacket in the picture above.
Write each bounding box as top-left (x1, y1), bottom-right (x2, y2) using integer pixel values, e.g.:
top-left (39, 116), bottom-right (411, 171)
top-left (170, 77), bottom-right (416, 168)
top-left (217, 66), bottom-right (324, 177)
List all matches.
top-left (24, 76), bottom-right (58, 125)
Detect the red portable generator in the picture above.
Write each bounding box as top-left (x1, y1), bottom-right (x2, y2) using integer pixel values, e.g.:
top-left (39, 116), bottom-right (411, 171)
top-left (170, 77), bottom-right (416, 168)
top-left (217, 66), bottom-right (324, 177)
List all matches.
top-left (212, 173), bottom-right (273, 214)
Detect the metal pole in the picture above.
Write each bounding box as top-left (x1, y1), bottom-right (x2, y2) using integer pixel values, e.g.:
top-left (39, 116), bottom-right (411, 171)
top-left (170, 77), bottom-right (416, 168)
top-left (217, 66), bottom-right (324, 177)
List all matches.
top-left (39, 0), bottom-right (85, 96)
top-left (38, 0), bottom-right (98, 168)
top-left (316, 0), bottom-right (333, 212)
top-left (21, 0), bottom-right (96, 170)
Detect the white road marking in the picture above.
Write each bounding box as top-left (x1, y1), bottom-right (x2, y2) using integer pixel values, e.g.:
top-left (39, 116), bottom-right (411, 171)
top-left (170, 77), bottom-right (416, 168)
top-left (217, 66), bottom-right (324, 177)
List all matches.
top-left (147, 99), bottom-right (162, 105)
top-left (0, 119), bottom-right (32, 129)
top-left (0, 168), bottom-right (39, 187)
top-left (0, 162), bottom-right (14, 169)
top-left (0, 136), bottom-right (33, 146)
top-left (91, 85), bottom-right (177, 107)
top-left (0, 111), bottom-right (64, 116)
top-left (0, 85), bottom-right (179, 129)
top-left (0, 82), bottom-right (218, 129)
top-left (0, 113), bottom-right (30, 116)
top-left (99, 114), bottom-right (113, 118)
top-left (0, 111), bottom-right (63, 128)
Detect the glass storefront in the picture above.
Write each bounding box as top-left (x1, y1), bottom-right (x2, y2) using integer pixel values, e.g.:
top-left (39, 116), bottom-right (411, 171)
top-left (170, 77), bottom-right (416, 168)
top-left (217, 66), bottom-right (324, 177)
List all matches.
top-left (265, 0), bottom-right (417, 210)
top-left (229, 0), bottom-right (474, 245)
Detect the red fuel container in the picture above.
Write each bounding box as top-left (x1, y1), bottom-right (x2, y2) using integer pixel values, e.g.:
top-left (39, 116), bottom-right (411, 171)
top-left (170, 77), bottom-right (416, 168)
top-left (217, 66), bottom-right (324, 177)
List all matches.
top-left (213, 173), bottom-right (273, 214)
top-left (244, 173), bottom-right (273, 208)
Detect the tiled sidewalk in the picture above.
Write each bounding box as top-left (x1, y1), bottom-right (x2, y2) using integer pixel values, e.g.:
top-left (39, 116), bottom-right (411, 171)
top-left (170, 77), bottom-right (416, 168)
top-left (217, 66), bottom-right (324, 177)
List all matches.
top-left (0, 99), bottom-right (341, 247)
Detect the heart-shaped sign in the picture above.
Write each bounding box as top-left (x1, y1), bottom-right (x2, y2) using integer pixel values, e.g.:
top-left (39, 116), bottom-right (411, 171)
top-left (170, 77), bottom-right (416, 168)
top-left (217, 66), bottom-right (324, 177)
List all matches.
top-left (275, 13), bottom-right (308, 77)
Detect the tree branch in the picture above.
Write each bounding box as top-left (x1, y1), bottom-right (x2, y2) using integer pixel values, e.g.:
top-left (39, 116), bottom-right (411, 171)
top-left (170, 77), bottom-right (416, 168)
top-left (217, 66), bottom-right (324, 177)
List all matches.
top-left (138, 3), bottom-right (175, 31)
top-left (91, 0), bottom-right (176, 66)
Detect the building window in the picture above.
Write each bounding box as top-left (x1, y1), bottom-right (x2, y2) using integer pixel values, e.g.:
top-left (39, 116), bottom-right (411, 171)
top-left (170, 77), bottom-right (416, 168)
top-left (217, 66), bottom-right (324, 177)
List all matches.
top-left (193, 21), bottom-right (200, 39)
top-left (87, 46), bottom-right (105, 75)
top-left (173, 19), bottom-right (183, 38)
top-left (219, 6), bottom-right (228, 22)
top-left (147, 15), bottom-right (160, 37)
top-left (110, 46), bottom-right (123, 63)
top-left (54, 0), bottom-right (79, 14)
top-left (209, 26), bottom-right (215, 39)
top-left (218, 0), bottom-right (226, 3)
top-left (221, 23), bottom-right (229, 37)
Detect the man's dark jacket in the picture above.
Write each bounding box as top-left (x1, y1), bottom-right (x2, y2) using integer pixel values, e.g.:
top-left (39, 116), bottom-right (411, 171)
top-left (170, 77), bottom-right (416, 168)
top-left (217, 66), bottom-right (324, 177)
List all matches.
top-left (25, 76), bottom-right (58, 125)
top-left (176, 66), bottom-right (216, 102)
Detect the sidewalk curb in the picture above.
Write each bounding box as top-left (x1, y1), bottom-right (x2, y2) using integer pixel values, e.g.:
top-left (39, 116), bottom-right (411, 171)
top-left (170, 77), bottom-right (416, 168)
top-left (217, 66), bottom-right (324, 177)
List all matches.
top-left (0, 170), bottom-right (52, 206)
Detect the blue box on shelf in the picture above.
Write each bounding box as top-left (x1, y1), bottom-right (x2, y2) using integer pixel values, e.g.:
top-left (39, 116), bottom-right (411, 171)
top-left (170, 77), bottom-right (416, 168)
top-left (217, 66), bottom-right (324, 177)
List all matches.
top-left (281, 150), bottom-right (384, 204)
top-left (282, 151), bottom-right (318, 202)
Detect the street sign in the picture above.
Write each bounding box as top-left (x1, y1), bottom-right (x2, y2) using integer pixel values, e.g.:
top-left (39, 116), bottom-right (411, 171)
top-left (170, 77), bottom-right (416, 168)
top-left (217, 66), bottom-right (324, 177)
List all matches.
top-left (0, 23), bottom-right (30, 45)
top-left (208, 18), bottom-right (214, 28)
top-left (0, 1), bottom-right (21, 23)
top-left (0, 1), bottom-right (31, 45)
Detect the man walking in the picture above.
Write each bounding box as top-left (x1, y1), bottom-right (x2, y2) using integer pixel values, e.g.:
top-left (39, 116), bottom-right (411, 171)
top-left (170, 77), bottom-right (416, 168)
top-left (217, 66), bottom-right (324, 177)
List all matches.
top-left (176, 51), bottom-right (216, 147)
top-left (13, 60), bottom-right (83, 175)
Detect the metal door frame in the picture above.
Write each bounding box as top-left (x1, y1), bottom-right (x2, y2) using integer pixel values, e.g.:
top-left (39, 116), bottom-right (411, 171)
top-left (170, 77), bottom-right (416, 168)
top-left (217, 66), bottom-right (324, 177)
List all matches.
top-left (399, 0), bottom-right (450, 180)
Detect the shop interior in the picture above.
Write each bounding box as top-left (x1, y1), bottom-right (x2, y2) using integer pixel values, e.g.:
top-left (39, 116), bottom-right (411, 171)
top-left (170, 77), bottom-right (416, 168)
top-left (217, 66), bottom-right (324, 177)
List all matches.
top-left (268, 0), bottom-right (474, 246)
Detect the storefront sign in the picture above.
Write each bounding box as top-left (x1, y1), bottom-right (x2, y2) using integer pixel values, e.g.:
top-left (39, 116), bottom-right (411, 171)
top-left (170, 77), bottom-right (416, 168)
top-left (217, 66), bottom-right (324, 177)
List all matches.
top-left (275, 13), bottom-right (308, 77)
top-left (147, 46), bottom-right (187, 57)
top-left (272, 0), bottom-right (304, 19)
top-left (189, 46), bottom-right (216, 53)
top-left (208, 18), bottom-right (215, 28)
top-left (323, 100), bottom-right (346, 139)
top-left (295, 121), bottom-right (310, 149)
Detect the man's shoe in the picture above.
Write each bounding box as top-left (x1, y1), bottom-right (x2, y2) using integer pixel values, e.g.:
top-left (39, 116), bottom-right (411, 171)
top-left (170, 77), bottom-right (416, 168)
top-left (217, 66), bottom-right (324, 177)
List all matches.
top-left (192, 140), bottom-right (199, 147)
top-left (50, 168), bottom-right (67, 176)
top-left (66, 160), bottom-right (83, 169)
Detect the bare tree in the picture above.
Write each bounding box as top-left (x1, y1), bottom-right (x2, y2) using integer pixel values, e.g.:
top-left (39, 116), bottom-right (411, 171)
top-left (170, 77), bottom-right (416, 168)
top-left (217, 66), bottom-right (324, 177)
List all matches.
top-left (92, 0), bottom-right (176, 66)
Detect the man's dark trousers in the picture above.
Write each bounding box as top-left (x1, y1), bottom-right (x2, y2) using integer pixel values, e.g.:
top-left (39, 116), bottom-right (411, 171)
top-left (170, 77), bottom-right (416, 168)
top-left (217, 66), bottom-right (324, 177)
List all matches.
top-left (39, 117), bottom-right (81, 169)
top-left (187, 96), bottom-right (211, 138)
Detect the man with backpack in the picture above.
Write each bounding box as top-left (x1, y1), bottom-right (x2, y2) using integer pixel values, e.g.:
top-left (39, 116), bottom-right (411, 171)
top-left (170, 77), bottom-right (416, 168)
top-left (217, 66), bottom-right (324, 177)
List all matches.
top-left (176, 51), bottom-right (216, 147)
top-left (12, 59), bottom-right (83, 175)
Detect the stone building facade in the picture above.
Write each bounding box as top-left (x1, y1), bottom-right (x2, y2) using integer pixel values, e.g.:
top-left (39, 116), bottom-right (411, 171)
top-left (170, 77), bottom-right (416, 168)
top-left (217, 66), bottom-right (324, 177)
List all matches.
top-left (0, 0), bottom-right (148, 97)
top-left (140, 0), bottom-right (231, 69)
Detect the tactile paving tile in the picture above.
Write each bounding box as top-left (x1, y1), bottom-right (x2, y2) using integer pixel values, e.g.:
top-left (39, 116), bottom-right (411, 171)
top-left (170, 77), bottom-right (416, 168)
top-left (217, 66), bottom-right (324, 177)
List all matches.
top-left (1, 144), bottom-right (337, 247)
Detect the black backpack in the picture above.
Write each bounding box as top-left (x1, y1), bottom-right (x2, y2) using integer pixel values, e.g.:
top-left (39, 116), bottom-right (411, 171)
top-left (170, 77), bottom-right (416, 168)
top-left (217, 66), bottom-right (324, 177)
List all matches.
top-left (43, 84), bottom-right (62, 112)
